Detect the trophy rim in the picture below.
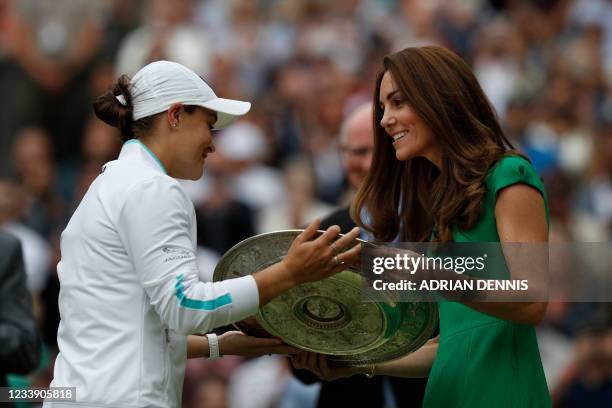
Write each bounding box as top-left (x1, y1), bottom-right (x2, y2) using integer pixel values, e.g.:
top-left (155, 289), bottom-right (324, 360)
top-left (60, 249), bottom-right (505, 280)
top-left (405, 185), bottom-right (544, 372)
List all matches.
top-left (213, 229), bottom-right (438, 366)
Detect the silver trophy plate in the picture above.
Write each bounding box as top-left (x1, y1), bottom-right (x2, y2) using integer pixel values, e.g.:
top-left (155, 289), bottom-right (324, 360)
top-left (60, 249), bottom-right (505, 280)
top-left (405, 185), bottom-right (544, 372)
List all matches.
top-left (213, 230), bottom-right (438, 366)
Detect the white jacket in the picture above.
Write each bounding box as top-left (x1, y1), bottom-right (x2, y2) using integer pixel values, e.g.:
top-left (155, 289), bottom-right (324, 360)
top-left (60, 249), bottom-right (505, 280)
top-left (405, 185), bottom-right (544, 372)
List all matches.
top-left (46, 140), bottom-right (259, 407)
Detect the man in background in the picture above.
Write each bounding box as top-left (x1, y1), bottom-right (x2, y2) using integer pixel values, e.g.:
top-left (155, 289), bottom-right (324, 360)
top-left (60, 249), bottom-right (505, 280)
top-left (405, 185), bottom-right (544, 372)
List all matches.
top-left (293, 103), bottom-right (432, 408)
top-left (320, 103), bottom-right (374, 225)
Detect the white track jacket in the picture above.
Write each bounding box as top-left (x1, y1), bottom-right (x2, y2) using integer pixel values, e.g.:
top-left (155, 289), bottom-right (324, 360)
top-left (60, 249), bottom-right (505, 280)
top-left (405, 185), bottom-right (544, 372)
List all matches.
top-left (45, 140), bottom-right (259, 407)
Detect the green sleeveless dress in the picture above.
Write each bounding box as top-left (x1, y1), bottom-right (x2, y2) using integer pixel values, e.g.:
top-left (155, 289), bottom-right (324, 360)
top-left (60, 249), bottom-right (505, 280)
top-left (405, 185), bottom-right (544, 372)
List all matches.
top-left (422, 156), bottom-right (551, 407)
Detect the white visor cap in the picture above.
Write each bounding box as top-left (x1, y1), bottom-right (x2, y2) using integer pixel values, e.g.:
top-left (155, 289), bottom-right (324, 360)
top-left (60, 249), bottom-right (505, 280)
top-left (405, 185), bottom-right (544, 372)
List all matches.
top-left (125, 60), bottom-right (251, 130)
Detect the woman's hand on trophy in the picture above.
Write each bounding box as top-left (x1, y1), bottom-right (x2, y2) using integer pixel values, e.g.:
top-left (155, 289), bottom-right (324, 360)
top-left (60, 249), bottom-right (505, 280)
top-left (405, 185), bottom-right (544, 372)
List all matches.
top-left (290, 352), bottom-right (363, 381)
top-left (282, 219), bottom-right (361, 286)
top-left (219, 331), bottom-right (299, 357)
top-left (253, 220), bottom-right (362, 306)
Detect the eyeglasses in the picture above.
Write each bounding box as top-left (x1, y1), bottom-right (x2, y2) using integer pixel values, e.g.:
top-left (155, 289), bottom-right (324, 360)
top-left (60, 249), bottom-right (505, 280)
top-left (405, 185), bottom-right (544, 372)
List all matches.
top-left (339, 145), bottom-right (373, 158)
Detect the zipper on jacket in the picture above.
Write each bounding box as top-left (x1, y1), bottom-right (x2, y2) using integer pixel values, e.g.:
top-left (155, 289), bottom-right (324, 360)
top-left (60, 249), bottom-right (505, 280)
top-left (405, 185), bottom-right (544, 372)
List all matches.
top-left (162, 327), bottom-right (170, 392)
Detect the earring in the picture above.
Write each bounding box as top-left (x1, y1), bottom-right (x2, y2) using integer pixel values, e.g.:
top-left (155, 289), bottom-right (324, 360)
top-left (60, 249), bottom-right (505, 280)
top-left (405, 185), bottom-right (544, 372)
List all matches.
top-left (173, 122), bottom-right (178, 128)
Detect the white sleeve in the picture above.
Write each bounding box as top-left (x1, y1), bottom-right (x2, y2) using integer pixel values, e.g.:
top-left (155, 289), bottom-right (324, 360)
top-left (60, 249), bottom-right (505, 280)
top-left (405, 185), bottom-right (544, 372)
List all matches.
top-left (117, 176), bottom-right (259, 335)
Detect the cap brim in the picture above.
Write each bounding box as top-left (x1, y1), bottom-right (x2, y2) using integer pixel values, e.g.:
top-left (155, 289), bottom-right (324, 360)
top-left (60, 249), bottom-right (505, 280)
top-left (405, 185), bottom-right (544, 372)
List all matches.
top-left (199, 98), bottom-right (251, 130)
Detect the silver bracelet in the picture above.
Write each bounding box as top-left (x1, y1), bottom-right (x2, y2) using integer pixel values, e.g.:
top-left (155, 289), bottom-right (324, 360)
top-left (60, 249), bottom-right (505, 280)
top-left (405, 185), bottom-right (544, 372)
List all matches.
top-left (365, 364), bottom-right (376, 378)
top-left (206, 333), bottom-right (222, 360)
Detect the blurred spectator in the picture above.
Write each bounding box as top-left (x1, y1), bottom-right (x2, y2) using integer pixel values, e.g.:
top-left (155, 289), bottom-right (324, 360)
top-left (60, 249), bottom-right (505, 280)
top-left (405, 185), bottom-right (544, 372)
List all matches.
top-left (337, 103), bottom-right (374, 204)
top-left (116, 0), bottom-right (212, 76)
top-left (208, 120), bottom-right (285, 211)
top-left (503, 98), bottom-right (532, 146)
top-left (190, 375), bottom-right (229, 408)
top-left (12, 127), bottom-right (66, 239)
top-left (228, 356), bottom-right (319, 408)
top-left (58, 115), bottom-right (121, 210)
top-left (435, 2), bottom-right (478, 58)
top-left (1, 0), bottom-right (105, 91)
top-left (0, 231), bottom-right (40, 396)
top-left (306, 59), bottom-right (354, 203)
top-left (569, 0), bottom-right (612, 67)
top-left (544, 170), bottom-right (576, 242)
top-left (552, 306), bottom-right (612, 407)
top-left (0, 180), bottom-right (51, 295)
top-left (183, 354), bottom-right (244, 408)
top-left (388, 1), bottom-right (445, 51)
top-left (574, 124), bottom-right (612, 241)
top-left (193, 177), bottom-right (257, 255)
top-left (197, 0), bottom-right (297, 96)
top-left (257, 156), bottom-right (333, 233)
top-left (0, 0), bottom-right (107, 162)
top-left (473, 17), bottom-right (522, 120)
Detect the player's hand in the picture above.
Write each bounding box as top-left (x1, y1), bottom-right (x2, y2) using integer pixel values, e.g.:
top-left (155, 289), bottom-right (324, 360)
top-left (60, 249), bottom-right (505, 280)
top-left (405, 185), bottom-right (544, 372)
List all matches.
top-left (290, 352), bottom-right (363, 381)
top-left (282, 219), bottom-right (361, 285)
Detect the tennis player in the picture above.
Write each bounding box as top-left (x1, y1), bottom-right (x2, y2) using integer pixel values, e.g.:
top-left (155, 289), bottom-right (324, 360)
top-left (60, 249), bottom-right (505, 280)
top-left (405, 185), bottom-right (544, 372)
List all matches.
top-left (45, 61), bottom-right (360, 408)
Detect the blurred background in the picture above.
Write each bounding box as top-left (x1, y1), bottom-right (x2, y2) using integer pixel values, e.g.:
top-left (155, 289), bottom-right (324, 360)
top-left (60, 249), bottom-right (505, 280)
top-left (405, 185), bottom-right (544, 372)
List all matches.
top-left (0, 0), bottom-right (610, 407)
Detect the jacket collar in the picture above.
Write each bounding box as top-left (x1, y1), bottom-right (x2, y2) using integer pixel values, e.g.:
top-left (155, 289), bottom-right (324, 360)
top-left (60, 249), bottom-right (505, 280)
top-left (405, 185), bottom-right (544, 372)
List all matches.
top-left (118, 139), bottom-right (168, 175)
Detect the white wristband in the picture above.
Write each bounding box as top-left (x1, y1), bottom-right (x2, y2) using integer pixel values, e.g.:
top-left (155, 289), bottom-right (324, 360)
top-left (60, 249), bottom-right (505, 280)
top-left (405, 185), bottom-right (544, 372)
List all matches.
top-left (206, 333), bottom-right (222, 360)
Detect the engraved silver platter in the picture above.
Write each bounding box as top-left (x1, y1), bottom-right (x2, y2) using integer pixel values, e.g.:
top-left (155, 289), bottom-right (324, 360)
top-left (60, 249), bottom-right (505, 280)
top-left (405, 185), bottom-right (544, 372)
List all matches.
top-left (213, 230), bottom-right (438, 366)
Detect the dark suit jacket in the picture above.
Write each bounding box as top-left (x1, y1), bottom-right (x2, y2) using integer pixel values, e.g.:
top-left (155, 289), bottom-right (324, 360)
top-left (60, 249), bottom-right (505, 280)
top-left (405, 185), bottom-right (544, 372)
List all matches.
top-left (0, 231), bottom-right (40, 390)
top-left (293, 207), bottom-right (433, 408)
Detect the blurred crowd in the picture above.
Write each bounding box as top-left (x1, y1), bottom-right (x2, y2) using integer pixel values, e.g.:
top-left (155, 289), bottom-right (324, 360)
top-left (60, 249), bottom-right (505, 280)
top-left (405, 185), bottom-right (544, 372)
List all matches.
top-left (0, 0), bottom-right (610, 407)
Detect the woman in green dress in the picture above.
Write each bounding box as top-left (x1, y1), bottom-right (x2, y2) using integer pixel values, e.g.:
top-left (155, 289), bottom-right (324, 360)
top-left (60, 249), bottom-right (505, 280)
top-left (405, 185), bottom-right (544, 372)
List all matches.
top-left (292, 46), bottom-right (551, 407)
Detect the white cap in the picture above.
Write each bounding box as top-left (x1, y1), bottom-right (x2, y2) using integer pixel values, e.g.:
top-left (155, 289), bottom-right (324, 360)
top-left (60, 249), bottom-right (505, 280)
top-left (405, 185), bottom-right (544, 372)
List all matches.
top-left (116, 60), bottom-right (250, 130)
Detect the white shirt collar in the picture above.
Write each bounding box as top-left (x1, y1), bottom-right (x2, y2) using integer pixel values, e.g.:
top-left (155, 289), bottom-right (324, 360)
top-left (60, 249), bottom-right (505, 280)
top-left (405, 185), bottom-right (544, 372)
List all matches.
top-left (118, 139), bottom-right (168, 175)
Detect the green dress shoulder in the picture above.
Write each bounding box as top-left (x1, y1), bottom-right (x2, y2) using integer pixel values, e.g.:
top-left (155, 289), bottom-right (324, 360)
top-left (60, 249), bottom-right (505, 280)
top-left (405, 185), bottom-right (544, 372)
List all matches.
top-left (422, 155), bottom-right (551, 408)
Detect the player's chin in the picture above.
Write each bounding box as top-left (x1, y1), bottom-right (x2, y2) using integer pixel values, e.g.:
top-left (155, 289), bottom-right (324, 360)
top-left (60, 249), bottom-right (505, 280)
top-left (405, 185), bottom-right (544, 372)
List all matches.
top-left (187, 164), bottom-right (205, 180)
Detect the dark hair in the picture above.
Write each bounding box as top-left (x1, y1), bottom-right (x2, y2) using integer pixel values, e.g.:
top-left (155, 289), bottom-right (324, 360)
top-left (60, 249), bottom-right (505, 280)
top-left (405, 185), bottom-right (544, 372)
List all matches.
top-left (93, 75), bottom-right (196, 142)
top-left (351, 46), bottom-right (520, 242)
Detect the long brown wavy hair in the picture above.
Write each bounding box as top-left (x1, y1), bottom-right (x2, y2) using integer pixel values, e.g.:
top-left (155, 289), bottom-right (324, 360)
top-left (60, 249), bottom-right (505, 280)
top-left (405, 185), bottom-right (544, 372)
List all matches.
top-left (351, 46), bottom-right (518, 242)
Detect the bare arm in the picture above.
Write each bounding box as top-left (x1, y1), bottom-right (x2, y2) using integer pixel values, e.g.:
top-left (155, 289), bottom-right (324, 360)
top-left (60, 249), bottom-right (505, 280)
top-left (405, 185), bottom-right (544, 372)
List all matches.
top-left (183, 220), bottom-right (360, 358)
top-left (373, 336), bottom-right (438, 378)
top-left (291, 336), bottom-right (438, 380)
top-left (465, 184), bottom-right (549, 325)
top-left (187, 332), bottom-right (298, 359)
top-left (187, 335), bottom-right (209, 359)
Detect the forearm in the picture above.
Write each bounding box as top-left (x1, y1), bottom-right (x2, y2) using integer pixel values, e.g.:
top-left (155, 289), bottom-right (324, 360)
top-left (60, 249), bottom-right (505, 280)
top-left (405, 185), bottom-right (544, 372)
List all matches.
top-left (252, 262), bottom-right (295, 306)
top-left (185, 334), bottom-right (228, 359)
top-left (187, 335), bottom-right (209, 359)
top-left (373, 337), bottom-right (438, 378)
top-left (434, 274), bottom-right (548, 324)
top-left (425, 266), bottom-right (547, 324)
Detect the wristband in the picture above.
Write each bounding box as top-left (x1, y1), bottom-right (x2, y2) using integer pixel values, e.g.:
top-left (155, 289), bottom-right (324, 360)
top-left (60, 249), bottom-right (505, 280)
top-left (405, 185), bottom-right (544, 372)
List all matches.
top-left (206, 333), bottom-right (222, 360)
